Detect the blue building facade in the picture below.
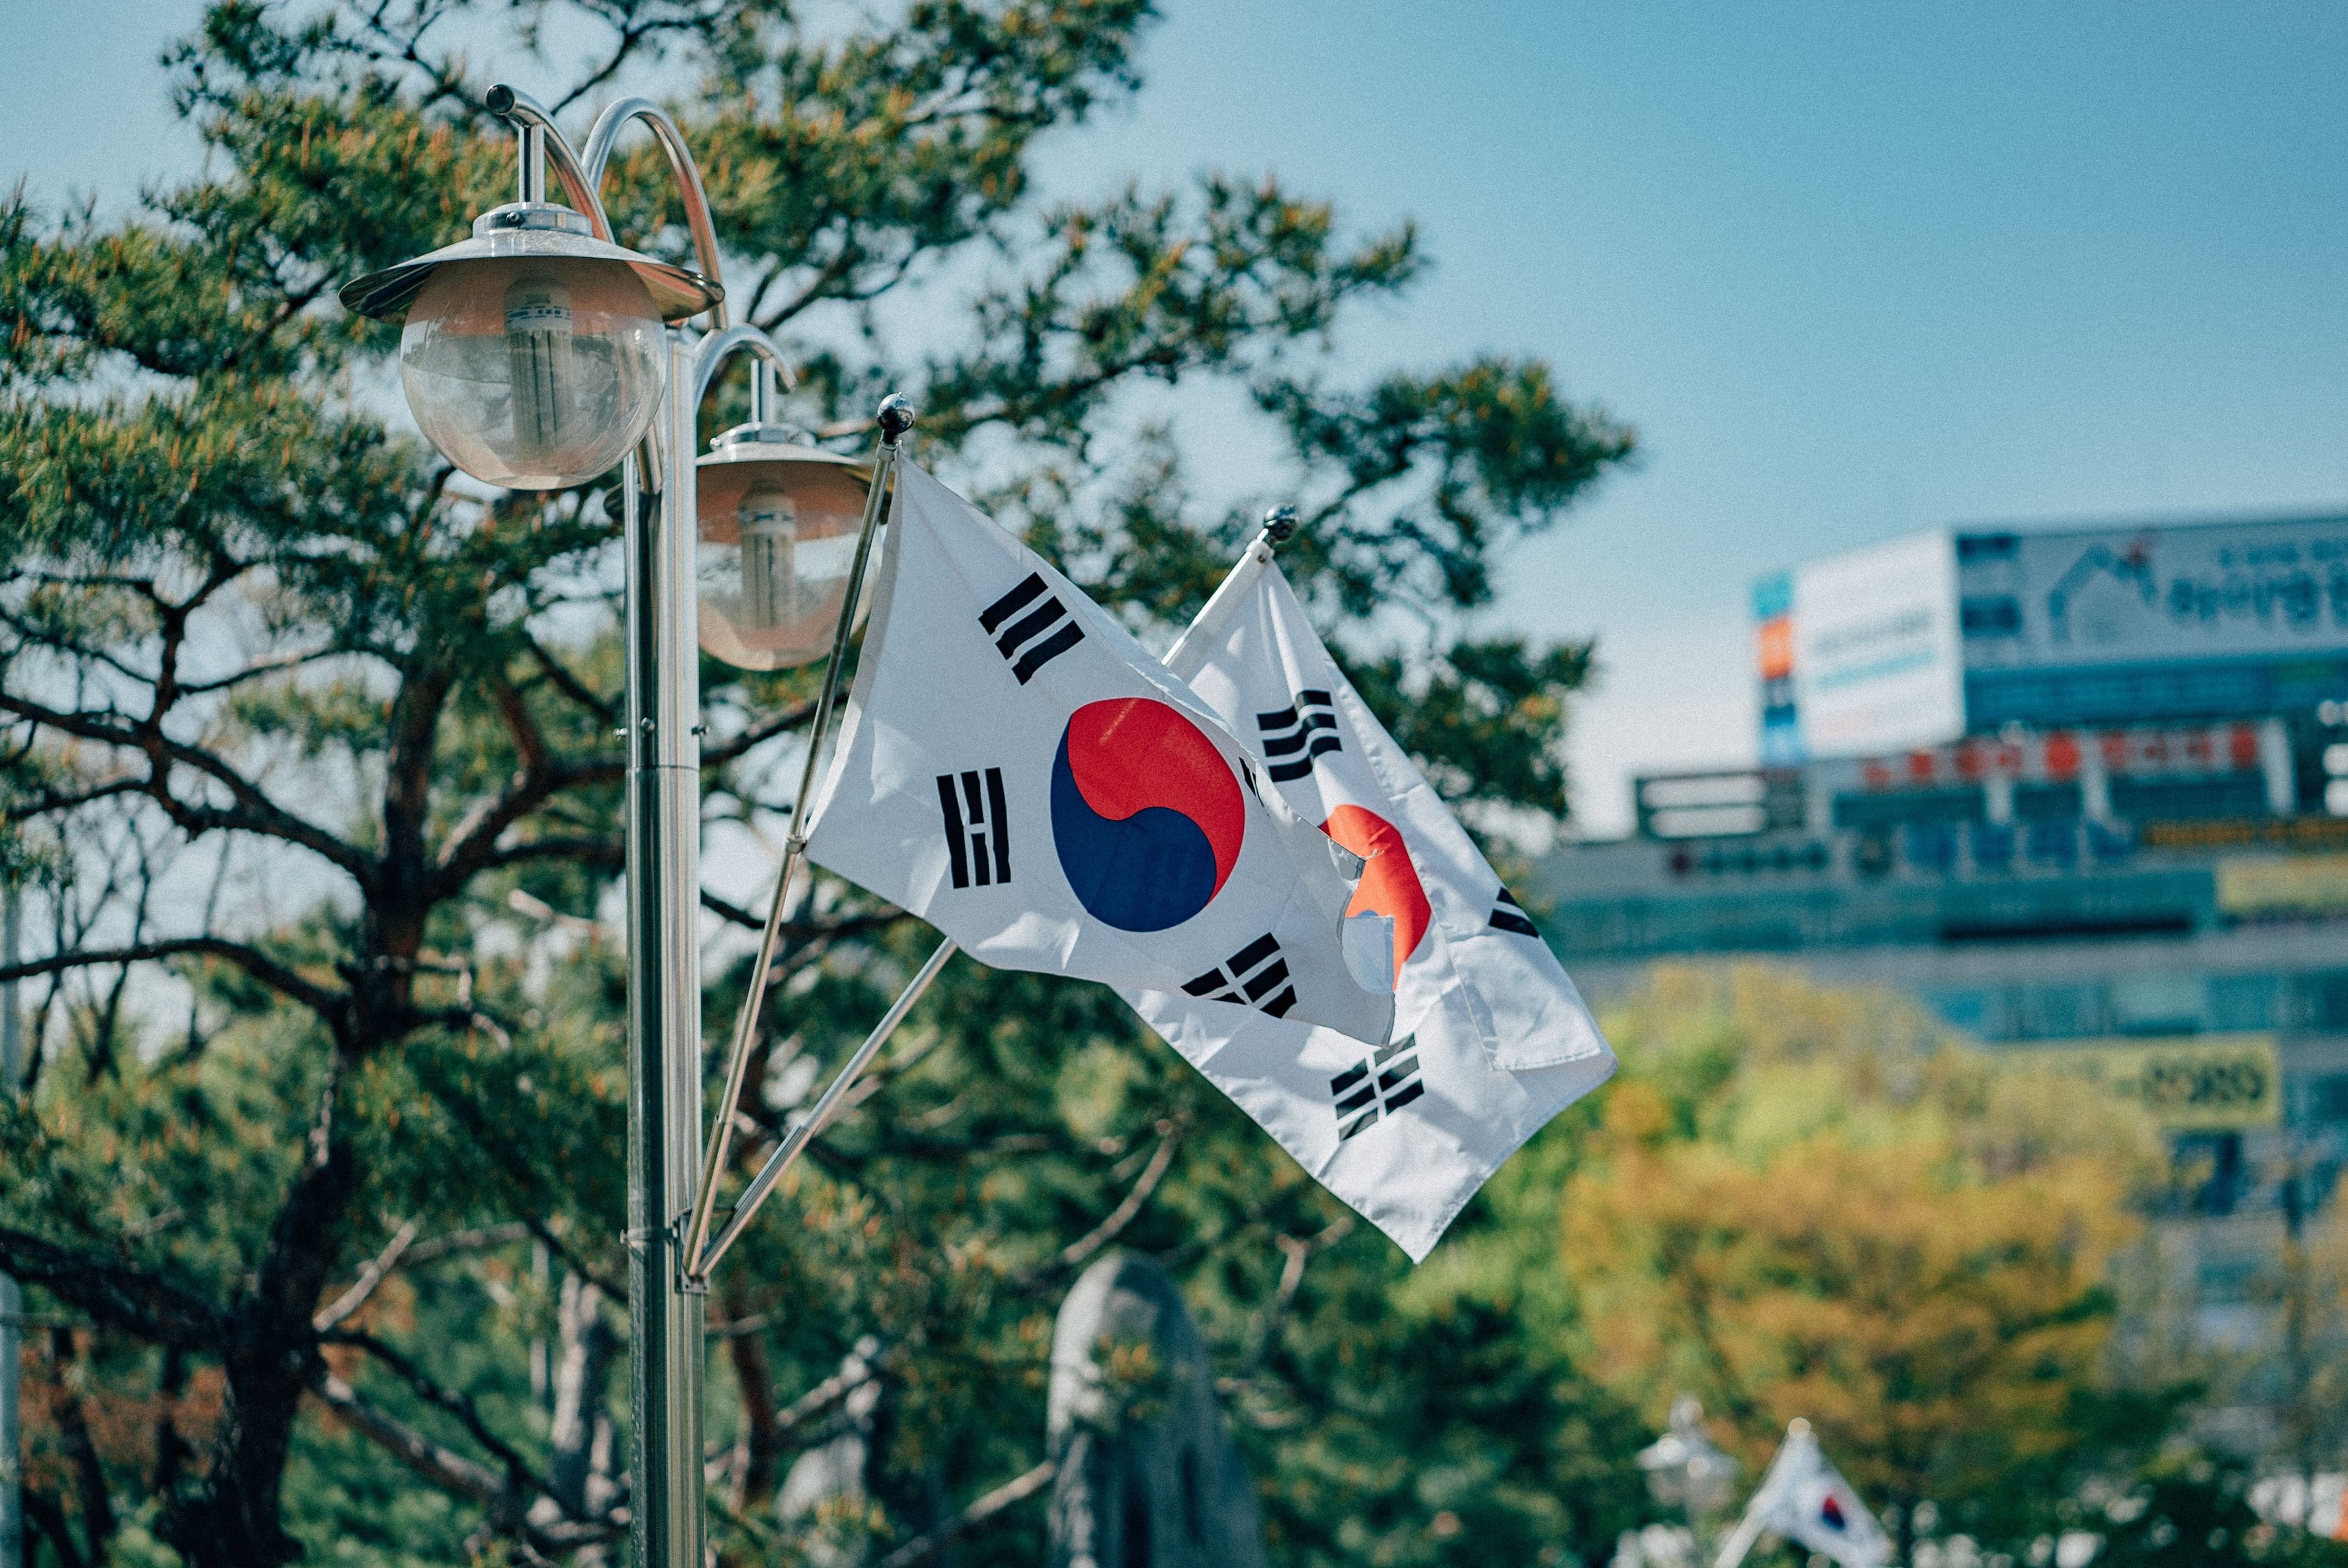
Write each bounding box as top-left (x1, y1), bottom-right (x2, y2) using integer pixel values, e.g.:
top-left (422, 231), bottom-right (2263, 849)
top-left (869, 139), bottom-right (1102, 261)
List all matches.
top-left (1538, 511), bottom-right (2348, 1375)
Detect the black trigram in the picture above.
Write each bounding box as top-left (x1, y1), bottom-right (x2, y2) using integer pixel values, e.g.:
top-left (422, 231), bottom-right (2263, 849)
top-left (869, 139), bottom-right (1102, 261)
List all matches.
top-left (1331, 1037), bottom-right (1422, 1140)
top-left (978, 572), bottom-right (1085, 684)
top-left (1488, 888), bottom-right (1539, 938)
top-left (1256, 690), bottom-right (1340, 782)
top-left (1181, 933), bottom-right (1296, 1018)
top-left (936, 768), bottom-right (1011, 888)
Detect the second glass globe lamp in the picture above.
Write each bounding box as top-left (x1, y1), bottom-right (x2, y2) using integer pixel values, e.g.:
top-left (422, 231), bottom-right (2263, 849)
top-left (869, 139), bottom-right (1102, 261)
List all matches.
top-left (695, 421), bottom-right (873, 670)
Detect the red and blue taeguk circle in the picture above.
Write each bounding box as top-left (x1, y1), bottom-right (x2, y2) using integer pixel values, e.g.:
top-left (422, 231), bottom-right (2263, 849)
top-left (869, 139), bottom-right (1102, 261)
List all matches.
top-left (1050, 698), bottom-right (1246, 932)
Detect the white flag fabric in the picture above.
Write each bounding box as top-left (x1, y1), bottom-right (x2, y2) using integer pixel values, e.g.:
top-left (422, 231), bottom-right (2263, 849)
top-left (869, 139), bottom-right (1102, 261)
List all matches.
top-left (1121, 543), bottom-right (1615, 1260)
top-left (804, 463), bottom-right (1395, 1045)
top-left (1717, 1421), bottom-right (1891, 1568)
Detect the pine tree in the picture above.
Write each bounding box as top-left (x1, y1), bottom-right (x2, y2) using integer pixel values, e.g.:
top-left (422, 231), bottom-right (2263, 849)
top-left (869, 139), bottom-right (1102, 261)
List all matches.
top-left (0, 4), bottom-right (1634, 1564)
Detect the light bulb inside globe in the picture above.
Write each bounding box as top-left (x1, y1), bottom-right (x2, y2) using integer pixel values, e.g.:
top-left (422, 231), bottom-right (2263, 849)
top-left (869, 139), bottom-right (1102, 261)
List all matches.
top-left (399, 256), bottom-right (666, 489)
top-left (737, 482), bottom-right (798, 631)
top-left (696, 444), bottom-right (871, 671)
top-left (503, 273), bottom-right (577, 465)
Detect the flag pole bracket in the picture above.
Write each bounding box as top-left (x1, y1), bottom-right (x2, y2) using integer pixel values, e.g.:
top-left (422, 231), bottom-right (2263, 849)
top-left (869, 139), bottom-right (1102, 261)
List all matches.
top-left (682, 394), bottom-right (916, 1284)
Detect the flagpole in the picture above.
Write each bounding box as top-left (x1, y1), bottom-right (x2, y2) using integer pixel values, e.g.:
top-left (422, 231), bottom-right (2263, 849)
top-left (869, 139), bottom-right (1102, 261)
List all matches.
top-left (694, 935), bottom-right (958, 1276)
top-left (681, 396), bottom-right (915, 1279)
top-left (1711, 1510), bottom-right (1765, 1568)
top-left (689, 505), bottom-right (1302, 1279)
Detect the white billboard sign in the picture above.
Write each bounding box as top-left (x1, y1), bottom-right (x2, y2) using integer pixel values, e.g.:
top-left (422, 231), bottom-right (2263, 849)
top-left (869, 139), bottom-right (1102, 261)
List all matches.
top-left (1962, 515), bottom-right (2348, 669)
top-left (1790, 531), bottom-right (1965, 757)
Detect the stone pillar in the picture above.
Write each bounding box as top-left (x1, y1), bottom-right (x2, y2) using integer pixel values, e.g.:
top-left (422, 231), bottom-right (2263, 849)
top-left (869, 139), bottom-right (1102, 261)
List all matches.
top-left (1046, 1254), bottom-right (1266, 1568)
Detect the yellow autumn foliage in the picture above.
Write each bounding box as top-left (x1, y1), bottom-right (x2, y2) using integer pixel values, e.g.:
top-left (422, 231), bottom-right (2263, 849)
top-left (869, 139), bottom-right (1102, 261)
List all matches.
top-left (1563, 964), bottom-right (2163, 1520)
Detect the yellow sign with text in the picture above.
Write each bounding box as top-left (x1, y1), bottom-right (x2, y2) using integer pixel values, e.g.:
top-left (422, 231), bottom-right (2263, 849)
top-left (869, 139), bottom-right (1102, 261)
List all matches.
top-left (2217, 854), bottom-right (2348, 918)
top-left (1999, 1035), bottom-right (2280, 1131)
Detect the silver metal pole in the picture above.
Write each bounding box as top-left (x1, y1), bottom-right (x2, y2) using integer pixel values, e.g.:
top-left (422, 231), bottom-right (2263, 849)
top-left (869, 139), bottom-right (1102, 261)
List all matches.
top-left (682, 398), bottom-right (913, 1277)
top-left (623, 331), bottom-right (706, 1568)
top-left (1, 886), bottom-right (20, 1568)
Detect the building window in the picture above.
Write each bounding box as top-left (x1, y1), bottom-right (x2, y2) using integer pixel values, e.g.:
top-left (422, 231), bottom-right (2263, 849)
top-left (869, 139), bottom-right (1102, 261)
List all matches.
top-left (1928, 990), bottom-right (1990, 1036)
top-left (2015, 782), bottom-right (2084, 822)
top-left (2110, 971), bottom-right (2207, 1035)
top-left (2295, 1075), bottom-right (2348, 1127)
top-left (2208, 974), bottom-right (2279, 1031)
top-left (2109, 775), bottom-right (2270, 822)
top-left (2019, 984), bottom-right (2105, 1040)
top-left (2300, 972), bottom-right (2348, 1030)
top-left (1833, 787), bottom-right (1987, 831)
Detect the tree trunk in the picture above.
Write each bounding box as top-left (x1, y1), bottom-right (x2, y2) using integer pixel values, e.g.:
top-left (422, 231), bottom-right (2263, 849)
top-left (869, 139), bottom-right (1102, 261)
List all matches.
top-left (156, 1102), bottom-right (360, 1567)
top-left (532, 1269), bottom-right (622, 1565)
top-left (45, 1328), bottom-right (114, 1566)
top-left (722, 1278), bottom-right (786, 1517)
top-left (545, 1270), bottom-right (621, 1517)
top-left (152, 1345), bottom-right (194, 1500)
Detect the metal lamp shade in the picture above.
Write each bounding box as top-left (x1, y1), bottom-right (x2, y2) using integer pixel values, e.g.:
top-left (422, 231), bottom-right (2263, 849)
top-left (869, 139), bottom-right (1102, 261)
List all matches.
top-left (396, 256), bottom-right (667, 489)
top-left (695, 433), bottom-right (873, 671)
top-left (339, 203), bottom-right (722, 490)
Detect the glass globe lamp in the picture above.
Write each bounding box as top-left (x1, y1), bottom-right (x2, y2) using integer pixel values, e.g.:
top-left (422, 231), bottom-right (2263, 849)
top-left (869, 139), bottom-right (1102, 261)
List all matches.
top-left (696, 425), bottom-right (873, 670)
top-left (340, 203), bottom-right (720, 489)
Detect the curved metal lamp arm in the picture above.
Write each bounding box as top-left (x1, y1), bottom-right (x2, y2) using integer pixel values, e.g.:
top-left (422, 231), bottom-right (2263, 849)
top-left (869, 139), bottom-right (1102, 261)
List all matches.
top-left (582, 97), bottom-right (729, 330)
top-left (691, 325), bottom-right (799, 413)
top-left (484, 84), bottom-right (613, 240)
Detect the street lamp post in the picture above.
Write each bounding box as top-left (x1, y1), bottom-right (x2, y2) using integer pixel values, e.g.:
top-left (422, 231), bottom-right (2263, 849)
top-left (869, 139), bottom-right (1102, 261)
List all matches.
top-left (340, 86), bottom-right (902, 1566)
top-left (1637, 1393), bottom-right (1740, 1566)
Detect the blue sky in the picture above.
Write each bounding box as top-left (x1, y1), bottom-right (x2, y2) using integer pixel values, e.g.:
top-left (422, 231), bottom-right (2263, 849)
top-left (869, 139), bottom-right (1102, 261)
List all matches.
top-left (7, 1), bottom-right (2345, 835)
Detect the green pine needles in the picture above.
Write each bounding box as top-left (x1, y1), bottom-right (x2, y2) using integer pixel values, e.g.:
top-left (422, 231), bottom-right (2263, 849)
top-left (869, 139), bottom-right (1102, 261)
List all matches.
top-left (0, 4), bottom-right (1634, 1565)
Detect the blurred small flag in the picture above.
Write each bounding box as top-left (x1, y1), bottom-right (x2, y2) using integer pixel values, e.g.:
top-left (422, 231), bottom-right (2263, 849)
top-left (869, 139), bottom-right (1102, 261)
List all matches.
top-left (1715, 1420), bottom-right (1891, 1568)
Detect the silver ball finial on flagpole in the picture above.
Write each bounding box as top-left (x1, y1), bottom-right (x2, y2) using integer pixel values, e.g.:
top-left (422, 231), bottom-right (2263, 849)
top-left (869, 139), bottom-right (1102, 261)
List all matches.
top-left (1261, 504), bottom-right (1298, 547)
top-left (877, 392), bottom-right (916, 447)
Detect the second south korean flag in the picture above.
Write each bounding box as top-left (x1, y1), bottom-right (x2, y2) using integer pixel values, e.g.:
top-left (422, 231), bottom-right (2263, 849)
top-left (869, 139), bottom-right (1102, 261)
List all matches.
top-left (1121, 542), bottom-right (1615, 1260)
top-left (803, 464), bottom-right (1395, 1046)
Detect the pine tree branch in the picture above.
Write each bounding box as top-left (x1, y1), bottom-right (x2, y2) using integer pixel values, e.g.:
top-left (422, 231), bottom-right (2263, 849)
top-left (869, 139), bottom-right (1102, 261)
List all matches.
top-left (868, 1459), bottom-right (1057, 1568)
top-left (700, 697), bottom-right (818, 765)
top-left (1054, 1122), bottom-right (1182, 1275)
top-left (0, 690), bottom-right (374, 882)
top-left (316, 1370), bottom-right (506, 1503)
top-left (519, 634), bottom-right (617, 723)
top-left (21, 1487), bottom-right (87, 1568)
top-left (0, 938), bottom-right (348, 1028)
top-left (323, 1327), bottom-right (564, 1509)
top-left (312, 1218), bottom-right (419, 1331)
top-left (0, 1226), bottom-right (227, 1350)
top-left (397, 1221), bottom-right (534, 1270)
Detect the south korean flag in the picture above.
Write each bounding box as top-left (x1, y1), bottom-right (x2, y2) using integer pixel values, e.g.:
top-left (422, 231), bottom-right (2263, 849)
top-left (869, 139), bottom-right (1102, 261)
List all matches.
top-left (1120, 542), bottom-right (1614, 1260)
top-left (803, 465), bottom-right (1396, 1046)
top-left (1714, 1420), bottom-right (1891, 1568)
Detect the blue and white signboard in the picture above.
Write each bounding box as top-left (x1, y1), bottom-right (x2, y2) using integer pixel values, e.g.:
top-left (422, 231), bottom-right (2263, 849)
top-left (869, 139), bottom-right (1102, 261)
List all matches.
top-left (1960, 515), bottom-right (2348, 669)
top-left (1789, 531), bottom-right (1966, 757)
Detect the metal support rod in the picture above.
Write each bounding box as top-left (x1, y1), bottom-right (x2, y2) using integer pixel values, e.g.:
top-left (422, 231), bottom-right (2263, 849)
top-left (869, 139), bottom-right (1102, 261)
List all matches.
top-left (681, 396), bottom-right (914, 1278)
top-left (1, 888), bottom-right (20, 1568)
top-left (690, 499), bottom-right (1294, 1281)
top-left (581, 97), bottom-right (731, 331)
top-left (687, 324), bottom-right (798, 410)
top-left (695, 935), bottom-right (958, 1278)
top-left (749, 358), bottom-right (774, 425)
top-left (484, 86), bottom-right (613, 240)
top-left (622, 333), bottom-right (706, 1568)
top-left (517, 124), bottom-right (546, 205)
